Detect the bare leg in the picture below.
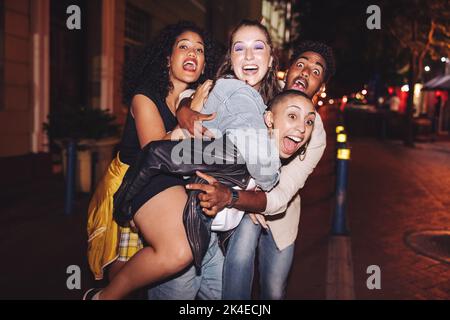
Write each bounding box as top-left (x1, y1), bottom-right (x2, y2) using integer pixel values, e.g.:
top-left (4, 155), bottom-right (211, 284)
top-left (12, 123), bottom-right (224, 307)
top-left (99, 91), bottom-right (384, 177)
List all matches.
top-left (108, 260), bottom-right (126, 282)
top-left (99, 186), bottom-right (192, 300)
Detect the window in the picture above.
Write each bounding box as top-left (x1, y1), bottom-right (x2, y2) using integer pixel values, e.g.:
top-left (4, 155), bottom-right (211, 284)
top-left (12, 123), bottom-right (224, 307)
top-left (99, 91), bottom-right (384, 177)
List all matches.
top-left (261, 0), bottom-right (291, 48)
top-left (124, 2), bottom-right (151, 62)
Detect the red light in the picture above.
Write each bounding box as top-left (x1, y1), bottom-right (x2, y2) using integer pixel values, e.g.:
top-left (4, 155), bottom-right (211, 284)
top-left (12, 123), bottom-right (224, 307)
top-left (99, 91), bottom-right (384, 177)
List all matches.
top-left (436, 91), bottom-right (442, 97)
top-left (388, 87), bottom-right (394, 95)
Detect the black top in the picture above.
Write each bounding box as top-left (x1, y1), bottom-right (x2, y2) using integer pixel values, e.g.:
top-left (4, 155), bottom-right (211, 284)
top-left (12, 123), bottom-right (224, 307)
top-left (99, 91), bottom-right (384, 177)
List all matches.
top-left (118, 88), bottom-right (177, 165)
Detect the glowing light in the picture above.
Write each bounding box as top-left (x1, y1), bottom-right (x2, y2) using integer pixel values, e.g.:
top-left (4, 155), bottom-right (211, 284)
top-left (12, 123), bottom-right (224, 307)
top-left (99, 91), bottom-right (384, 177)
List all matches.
top-left (342, 96), bottom-right (348, 103)
top-left (362, 89), bottom-right (367, 95)
top-left (277, 71), bottom-right (286, 80)
top-left (337, 133), bottom-right (347, 143)
top-left (441, 57), bottom-right (447, 63)
top-left (320, 92), bottom-right (327, 98)
top-left (329, 99), bottom-right (335, 104)
top-left (424, 66), bottom-right (430, 72)
top-left (318, 101), bottom-right (324, 106)
top-left (337, 148), bottom-right (351, 160)
top-left (401, 85), bottom-right (409, 92)
top-left (336, 126), bottom-right (345, 133)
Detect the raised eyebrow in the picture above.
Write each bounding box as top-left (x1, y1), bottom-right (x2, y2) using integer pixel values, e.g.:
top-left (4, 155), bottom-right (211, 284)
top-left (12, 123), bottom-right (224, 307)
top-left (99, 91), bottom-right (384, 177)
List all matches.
top-left (287, 104), bottom-right (317, 117)
top-left (254, 40), bottom-right (267, 45)
top-left (315, 61), bottom-right (325, 71)
top-left (177, 39), bottom-right (204, 46)
top-left (286, 105), bottom-right (316, 114)
top-left (298, 57), bottom-right (324, 71)
top-left (233, 40), bottom-right (267, 45)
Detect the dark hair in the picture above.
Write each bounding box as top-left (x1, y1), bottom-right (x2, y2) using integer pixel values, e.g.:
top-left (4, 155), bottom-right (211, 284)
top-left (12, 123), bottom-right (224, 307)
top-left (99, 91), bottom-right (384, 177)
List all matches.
top-left (290, 40), bottom-right (336, 83)
top-left (215, 19), bottom-right (281, 104)
top-left (267, 89), bottom-right (312, 111)
top-left (123, 21), bottom-right (218, 106)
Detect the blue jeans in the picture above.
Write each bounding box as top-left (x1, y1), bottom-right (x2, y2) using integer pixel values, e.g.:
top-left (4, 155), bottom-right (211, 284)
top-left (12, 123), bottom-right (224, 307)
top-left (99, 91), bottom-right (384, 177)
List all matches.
top-left (147, 232), bottom-right (224, 300)
top-left (223, 214), bottom-right (295, 300)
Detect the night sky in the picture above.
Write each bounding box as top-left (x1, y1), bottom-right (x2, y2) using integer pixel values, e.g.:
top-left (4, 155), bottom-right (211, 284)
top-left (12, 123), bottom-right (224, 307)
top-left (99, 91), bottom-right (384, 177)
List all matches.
top-left (292, 0), bottom-right (445, 98)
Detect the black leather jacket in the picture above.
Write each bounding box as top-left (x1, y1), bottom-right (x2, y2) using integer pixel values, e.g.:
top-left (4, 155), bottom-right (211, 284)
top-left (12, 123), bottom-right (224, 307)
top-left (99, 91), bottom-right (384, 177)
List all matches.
top-left (113, 136), bottom-right (250, 270)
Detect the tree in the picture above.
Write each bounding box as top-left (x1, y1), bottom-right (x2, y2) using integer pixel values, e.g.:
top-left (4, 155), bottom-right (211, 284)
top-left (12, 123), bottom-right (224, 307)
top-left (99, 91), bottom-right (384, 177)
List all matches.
top-left (383, 0), bottom-right (450, 146)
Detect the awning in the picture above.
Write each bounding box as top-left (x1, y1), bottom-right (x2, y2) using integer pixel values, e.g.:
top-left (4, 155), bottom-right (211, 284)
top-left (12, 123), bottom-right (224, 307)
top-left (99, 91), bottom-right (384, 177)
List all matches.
top-left (422, 75), bottom-right (450, 91)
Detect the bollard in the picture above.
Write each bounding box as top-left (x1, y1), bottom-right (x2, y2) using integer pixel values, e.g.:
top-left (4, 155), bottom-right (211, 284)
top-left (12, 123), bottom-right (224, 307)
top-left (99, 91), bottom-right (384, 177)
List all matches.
top-left (331, 144), bottom-right (350, 235)
top-left (337, 132), bottom-right (347, 144)
top-left (64, 140), bottom-right (77, 216)
top-left (327, 138), bottom-right (354, 300)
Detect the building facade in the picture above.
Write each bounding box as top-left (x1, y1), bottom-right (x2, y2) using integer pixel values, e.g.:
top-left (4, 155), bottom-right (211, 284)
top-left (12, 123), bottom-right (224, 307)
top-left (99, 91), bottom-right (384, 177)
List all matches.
top-left (0, 0), bottom-right (270, 158)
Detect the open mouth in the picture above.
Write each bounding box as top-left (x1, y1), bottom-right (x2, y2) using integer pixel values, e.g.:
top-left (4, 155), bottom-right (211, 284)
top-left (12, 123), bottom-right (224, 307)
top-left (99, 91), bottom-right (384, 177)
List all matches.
top-left (291, 78), bottom-right (308, 92)
top-left (242, 64), bottom-right (259, 74)
top-left (183, 59), bottom-right (197, 72)
top-left (282, 135), bottom-right (304, 154)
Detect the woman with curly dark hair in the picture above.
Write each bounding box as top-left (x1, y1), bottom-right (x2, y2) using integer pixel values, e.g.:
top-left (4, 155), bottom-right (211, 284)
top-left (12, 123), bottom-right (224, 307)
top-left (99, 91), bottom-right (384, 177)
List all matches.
top-left (86, 21), bottom-right (217, 287)
top-left (85, 19), bottom-right (283, 300)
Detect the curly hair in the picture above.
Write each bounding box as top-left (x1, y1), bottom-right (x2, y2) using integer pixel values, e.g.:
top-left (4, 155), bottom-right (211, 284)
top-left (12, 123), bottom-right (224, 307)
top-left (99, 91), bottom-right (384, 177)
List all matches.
top-left (290, 40), bottom-right (336, 83)
top-left (215, 20), bottom-right (281, 104)
top-left (122, 21), bottom-right (218, 106)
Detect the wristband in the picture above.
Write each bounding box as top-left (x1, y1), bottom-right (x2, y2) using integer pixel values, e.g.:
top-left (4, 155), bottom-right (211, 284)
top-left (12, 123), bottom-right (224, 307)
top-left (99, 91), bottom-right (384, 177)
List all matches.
top-left (226, 188), bottom-right (239, 208)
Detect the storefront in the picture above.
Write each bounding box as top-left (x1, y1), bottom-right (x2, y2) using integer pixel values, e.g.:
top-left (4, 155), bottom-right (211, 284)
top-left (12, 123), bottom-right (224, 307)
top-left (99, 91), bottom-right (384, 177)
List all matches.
top-left (422, 75), bottom-right (450, 135)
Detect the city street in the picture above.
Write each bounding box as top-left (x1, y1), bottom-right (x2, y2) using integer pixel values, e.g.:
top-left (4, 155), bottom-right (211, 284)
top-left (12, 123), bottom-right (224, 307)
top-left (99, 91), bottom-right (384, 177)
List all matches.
top-left (288, 138), bottom-right (450, 299)
top-left (1, 138), bottom-right (450, 299)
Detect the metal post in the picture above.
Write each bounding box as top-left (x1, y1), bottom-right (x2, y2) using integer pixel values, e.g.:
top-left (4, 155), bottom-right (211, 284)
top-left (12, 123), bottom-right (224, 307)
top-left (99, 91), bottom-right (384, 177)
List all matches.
top-left (64, 140), bottom-right (76, 215)
top-left (327, 135), bottom-right (354, 300)
top-left (331, 143), bottom-right (350, 235)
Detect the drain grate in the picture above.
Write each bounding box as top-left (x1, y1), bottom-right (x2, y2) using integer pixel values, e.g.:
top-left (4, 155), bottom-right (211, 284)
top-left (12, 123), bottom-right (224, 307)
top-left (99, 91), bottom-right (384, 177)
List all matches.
top-left (404, 230), bottom-right (450, 264)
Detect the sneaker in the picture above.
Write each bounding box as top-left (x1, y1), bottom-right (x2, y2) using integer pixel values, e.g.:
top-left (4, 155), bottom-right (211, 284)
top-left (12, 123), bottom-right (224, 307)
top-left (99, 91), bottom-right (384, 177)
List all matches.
top-left (83, 288), bottom-right (102, 300)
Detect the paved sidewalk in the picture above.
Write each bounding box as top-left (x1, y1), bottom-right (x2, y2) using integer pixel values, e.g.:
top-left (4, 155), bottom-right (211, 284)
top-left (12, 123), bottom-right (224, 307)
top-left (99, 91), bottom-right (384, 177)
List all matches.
top-left (286, 138), bottom-right (450, 299)
top-left (1, 138), bottom-right (449, 299)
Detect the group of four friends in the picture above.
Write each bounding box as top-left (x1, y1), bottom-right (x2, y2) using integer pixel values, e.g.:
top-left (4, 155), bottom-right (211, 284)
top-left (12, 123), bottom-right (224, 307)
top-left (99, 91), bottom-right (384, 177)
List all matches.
top-left (86, 19), bottom-right (335, 300)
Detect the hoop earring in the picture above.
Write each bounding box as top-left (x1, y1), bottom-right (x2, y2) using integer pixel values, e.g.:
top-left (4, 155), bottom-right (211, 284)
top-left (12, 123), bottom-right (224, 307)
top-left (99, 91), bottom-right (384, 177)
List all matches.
top-left (299, 142), bottom-right (309, 161)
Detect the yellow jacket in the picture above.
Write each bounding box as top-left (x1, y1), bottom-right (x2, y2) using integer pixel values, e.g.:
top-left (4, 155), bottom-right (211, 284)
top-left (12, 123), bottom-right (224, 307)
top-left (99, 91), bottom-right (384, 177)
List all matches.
top-left (87, 154), bottom-right (128, 280)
